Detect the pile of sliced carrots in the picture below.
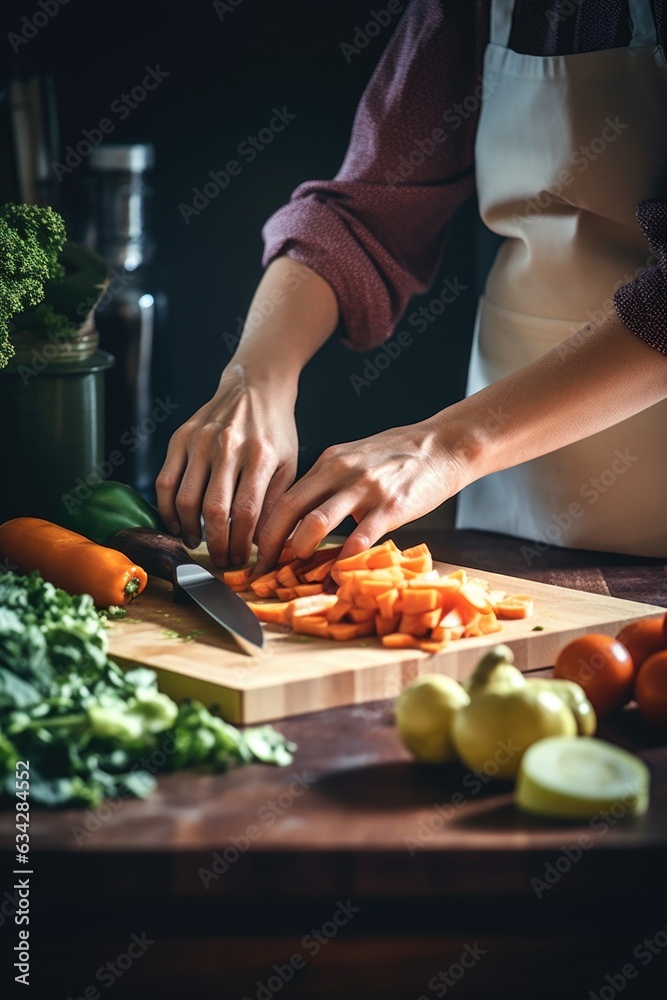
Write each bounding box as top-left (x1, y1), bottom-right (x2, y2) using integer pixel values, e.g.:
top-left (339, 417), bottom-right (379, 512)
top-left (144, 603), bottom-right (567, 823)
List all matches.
top-left (222, 540), bottom-right (533, 652)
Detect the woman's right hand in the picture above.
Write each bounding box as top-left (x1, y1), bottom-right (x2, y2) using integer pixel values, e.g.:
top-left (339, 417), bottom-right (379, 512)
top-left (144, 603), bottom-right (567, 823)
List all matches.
top-left (156, 363), bottom-right (298, 568)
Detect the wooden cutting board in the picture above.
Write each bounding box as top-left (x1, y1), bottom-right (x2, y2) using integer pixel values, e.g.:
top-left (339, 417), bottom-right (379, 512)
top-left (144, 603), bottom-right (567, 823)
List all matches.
top-left (106, 558), bottom-right (666, 724)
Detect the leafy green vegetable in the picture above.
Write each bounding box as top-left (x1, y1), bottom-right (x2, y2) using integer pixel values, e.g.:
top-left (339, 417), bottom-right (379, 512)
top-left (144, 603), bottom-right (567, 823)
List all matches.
top-left (0, 569), bottom-right (295, 808)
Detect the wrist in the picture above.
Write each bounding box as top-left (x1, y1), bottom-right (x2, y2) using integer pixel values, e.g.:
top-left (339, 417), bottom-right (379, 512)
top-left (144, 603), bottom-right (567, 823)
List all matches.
top-left (425, 401), bottom-right (493, 491)
top-left (219, 358), bottom-right (299, 404)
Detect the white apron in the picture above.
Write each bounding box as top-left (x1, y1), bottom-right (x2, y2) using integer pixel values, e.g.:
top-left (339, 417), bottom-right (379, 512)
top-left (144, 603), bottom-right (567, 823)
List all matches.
top-left (455, 0), bottom-right (667, 557)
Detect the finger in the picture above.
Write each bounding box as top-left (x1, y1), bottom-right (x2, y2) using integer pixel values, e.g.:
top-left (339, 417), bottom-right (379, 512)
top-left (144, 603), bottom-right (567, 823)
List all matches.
top-left (253, 463), bottom-right (297, 542)
top-left (174, 455), bottom-right (213, 550)
top-left (155, 437), bottom-right (188, 535)
top-left (201, 458), bottom-right (239, 567)
top-left (228, 461), bottom-right (277, 568)
top-left (256, 487), bottom-right (360, 578)
top-left (339, 506), bottom-right (401, 560)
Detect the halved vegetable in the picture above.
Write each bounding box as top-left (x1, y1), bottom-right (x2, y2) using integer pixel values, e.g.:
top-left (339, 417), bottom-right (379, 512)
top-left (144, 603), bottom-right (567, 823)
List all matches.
top-left (516, 736), bottom-right (650, 819)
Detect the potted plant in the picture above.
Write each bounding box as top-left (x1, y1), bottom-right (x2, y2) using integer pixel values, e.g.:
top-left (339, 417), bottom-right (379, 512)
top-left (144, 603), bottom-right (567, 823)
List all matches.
top-left (0, 202), bottom-right (109, 368)
top-left (0, 202), bottom-right (114, 521)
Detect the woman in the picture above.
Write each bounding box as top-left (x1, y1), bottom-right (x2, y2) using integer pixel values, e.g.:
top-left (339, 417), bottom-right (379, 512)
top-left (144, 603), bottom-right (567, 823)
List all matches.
top-left (156, 0), bottom-right (667, 574)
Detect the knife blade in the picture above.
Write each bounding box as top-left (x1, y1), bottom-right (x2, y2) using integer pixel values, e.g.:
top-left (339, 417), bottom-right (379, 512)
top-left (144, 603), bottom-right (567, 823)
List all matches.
top-left (110, 527), bottom-right (264, 656)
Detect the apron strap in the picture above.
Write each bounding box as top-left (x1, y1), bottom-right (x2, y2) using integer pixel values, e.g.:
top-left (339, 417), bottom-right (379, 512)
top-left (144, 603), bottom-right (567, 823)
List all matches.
top-left (628, 0), bottom-right (658, 47)
top-left (490, 0), bottom-right (515, 47)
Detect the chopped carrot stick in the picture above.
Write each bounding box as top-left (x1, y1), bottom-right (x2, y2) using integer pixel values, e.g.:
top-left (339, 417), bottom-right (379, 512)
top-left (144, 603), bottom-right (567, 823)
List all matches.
top-left (348, 607), bottom-right (376, 623)
top-left (276, 564), bottom-right (302, 588)
top-left (250, 571), bottom-right (280, 598)
top-left (375, 613), bottom-right (401, 637)
top-left (399, 610), bottom-right (441, 636)
top-left (419, 639), bottom-right (450, 654)
top-left (381, 633), bottom-right (422, 649)
top-left (326, 599), bottom-right (353, 623)
top-left (302, 558), bottom-right (338, 583)
top-left (288, 595), bottom-right (339, 621)
top-left (376, 588), bottom-right (400, 619)
top-left (398, 588), bottom-right (440, 614)
top-left (495, 595), bottom-right (534, 619)
top-left (293, 615), bottom-right (330, 638)
top-left (328, 620), bottom-right (375, 641)
top-left (222, 567), bottom-right (252, 588)
top-left (246, 601), bottom-right (291, 625)
top-left (293, 583), bottom-right (324, 597)
top-left (276, 587), bottom-right (297, 601)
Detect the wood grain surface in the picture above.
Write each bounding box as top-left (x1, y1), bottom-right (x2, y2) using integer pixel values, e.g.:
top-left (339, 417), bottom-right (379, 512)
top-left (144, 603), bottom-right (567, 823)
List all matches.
top-left (105, 556), bottom-right (666, 723)
top-left (3, 528), bottom-right (667, 1000)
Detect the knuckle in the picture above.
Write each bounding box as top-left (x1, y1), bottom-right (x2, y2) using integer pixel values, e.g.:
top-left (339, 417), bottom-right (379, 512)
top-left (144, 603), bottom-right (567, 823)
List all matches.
top-left (383, 496), bottom-right (402, 518)
top-left (273, 491), bottom-right (298, 516)
top-left (202, 498), bottom-right (228, 521)
top-left (175, 491), bottom-right (199, 514)
top-left (356, 468), bottom-right (378, 489)
top-left (302, 507), bottom-right (330, 531)
top-left (251, 437), bottom-right (275, 462)
top-left (155, 471), bottom-right (176, 492)
top-left (231, 498), bottom-right (259, 523)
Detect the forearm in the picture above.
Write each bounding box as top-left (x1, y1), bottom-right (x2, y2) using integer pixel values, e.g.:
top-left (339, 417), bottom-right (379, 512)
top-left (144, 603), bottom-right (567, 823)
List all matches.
top-left (434, 311), bottom-right (667, 487)
top-left (221, 257), bottom-right (339, 397)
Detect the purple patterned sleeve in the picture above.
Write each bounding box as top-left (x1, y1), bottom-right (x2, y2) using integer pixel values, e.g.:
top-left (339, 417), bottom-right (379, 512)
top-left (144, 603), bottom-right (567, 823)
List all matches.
top-left (614, 200), bottom-right (667, 355)
top-left (261, 0), bottom-right (487, 351)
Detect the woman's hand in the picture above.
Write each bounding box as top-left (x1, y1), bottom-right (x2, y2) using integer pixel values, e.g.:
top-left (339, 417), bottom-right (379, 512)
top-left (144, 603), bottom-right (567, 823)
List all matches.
top-left (253, 418), bottom-right (466, 576)
top-left (156, 364), bottom-right (298, 567)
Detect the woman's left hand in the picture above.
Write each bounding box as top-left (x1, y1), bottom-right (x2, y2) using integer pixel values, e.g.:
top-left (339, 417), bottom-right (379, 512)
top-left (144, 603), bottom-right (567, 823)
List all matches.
top-left (253, 419), bottom-right (465, 575)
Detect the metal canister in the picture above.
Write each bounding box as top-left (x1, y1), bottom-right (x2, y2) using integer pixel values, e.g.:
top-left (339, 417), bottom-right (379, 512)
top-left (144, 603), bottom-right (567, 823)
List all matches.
top-left (0, 351), bottom-right (114, 522)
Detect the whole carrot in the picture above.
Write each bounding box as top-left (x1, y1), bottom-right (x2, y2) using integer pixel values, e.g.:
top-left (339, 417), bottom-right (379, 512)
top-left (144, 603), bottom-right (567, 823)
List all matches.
top-left (0, 517), bottom-right (148, 606)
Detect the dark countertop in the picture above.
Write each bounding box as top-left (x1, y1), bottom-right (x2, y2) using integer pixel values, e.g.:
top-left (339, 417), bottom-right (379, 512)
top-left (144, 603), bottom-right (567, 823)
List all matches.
top-left (2, 528), bottom-right (666, 999)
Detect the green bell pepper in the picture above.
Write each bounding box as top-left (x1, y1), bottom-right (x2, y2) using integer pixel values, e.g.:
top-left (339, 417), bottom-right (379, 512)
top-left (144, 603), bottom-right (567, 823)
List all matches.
top-left (52, 480), bottom-right (165, 546)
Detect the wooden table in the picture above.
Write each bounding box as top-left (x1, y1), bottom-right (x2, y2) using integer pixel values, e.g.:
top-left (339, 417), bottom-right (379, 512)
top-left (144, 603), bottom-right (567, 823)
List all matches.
top-left (2, 528), bottom-right (667, 999)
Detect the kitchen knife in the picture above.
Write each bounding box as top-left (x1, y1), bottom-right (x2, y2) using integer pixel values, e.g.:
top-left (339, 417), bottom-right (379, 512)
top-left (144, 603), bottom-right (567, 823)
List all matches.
top-left (110, 527), bottom-right (264, 656)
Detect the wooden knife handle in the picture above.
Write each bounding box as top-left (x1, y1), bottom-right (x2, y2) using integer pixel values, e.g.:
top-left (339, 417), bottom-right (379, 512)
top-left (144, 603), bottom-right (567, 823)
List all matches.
top-left (110, 527), bottom-right (195, 604)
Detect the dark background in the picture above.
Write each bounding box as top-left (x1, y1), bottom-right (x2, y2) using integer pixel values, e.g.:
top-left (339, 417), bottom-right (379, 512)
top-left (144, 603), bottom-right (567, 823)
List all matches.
top-left (1, 0), bottom-right (489, 496)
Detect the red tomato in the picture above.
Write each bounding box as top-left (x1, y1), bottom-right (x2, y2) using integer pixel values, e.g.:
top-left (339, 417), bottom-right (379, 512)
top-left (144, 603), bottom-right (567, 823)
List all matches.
top-left (554, 634), bottom-right (634, 717)
top-left (635, 650), bottom-right (667, 727)
top-left (616, 617), bottom-right (666, 681)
